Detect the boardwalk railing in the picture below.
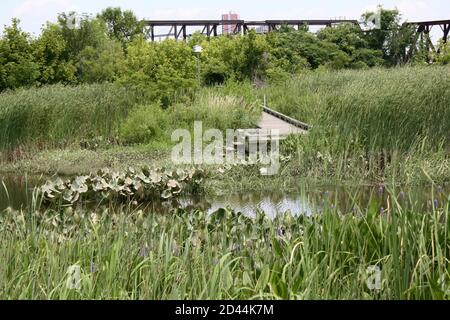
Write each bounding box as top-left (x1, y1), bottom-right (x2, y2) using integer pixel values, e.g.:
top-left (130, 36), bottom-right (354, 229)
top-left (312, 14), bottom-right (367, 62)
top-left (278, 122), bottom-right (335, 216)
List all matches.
top-left (262, 106), bottom-right (310, 131)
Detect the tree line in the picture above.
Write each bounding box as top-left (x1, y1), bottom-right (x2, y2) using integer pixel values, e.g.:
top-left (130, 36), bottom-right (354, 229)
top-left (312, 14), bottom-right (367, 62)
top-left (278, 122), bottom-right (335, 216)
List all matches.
top-left (0, 6), bottom-right (449, 104)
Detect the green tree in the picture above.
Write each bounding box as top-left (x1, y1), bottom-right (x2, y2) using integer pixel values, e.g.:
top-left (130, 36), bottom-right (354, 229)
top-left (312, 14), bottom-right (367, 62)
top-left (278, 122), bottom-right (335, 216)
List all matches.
top-left (362, 6), bottom-right (417, 65)
top-left (0, 19), bottom-right (40, 91)
top-left (57, 12), bottom-right (107, 60)
top-left (199, 32), bottom-right (267, 84)
top-left (239, 31), bottom-right (268, 80)
top-left (435, 40), bottom-right (450, 65)
top-left (77, 39), bottom-right (126, 83)
top-left (33, 23), bottom-right (77, 84)
top-left (98, 7), bottom-right (145, 46)
top-left (122, 37), bottom-right (197, 106)
top-left (266, 28), bottom-right (350, 70)
top-left (199, 35), bottom-right (240, 84)
top-left (317, 23), bottom-right (383, 68)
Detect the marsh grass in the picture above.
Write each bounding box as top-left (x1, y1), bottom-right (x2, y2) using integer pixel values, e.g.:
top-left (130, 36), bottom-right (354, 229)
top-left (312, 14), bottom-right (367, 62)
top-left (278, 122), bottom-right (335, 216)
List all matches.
top-left (0, 187), bottom-right (448, 300)
top-left (0, 83), bottom-right (147, 150)
top-left (259, 66), bottom-right (450, 183)
top-left (167, 90), bottom-right (261, 132)
top-left (1, 67), bottom-right (449, 185)
top-left (0, 82), bottom-right (261, 153)
top-left (262, 66), bottom-right (450, 153)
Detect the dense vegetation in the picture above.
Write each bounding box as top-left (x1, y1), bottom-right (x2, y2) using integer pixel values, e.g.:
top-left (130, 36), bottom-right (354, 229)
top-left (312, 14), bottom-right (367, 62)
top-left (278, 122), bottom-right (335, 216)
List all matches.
top-left (1, 187), bottom-right (448, 299)
top-left (0, 83), bottom-right (260, 150)
top-left (1, 6), bottom-right (449, 97)
top-left (0, 84), bottom-right (145, 150)
top-left (0, 5), bottom-right (449, 302)
top-left (0, 66), bottom-right (448, 185)
top-left (263, 66), bottom-right (450, 153)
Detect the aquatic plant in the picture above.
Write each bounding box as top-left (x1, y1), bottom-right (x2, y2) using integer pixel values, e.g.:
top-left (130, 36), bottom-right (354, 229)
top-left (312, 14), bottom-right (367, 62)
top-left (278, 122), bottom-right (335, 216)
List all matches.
top-left (0, 192), bottom-right (448, 299)
top-left (40, 166), bottom-right (204, 205)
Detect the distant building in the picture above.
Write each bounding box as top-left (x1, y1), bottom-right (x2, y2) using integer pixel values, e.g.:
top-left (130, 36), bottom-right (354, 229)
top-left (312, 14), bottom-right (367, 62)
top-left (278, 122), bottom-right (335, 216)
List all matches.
top-left (222, 11), bottom-right (240, 34)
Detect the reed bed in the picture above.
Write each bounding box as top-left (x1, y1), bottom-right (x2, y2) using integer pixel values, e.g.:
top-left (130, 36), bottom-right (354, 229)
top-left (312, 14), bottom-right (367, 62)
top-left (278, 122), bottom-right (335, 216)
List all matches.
top-left (0, 187), bottom-right (448, 300)
top-left (262, 66), bottom-right (450, 153)
top-left (0, 83), bottom-right (147, 150)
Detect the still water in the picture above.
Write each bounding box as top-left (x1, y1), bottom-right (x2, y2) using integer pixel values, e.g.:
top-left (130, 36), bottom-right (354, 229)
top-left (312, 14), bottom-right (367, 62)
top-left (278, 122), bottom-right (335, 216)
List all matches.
top-left (1, 174), bottom-right (448, 217)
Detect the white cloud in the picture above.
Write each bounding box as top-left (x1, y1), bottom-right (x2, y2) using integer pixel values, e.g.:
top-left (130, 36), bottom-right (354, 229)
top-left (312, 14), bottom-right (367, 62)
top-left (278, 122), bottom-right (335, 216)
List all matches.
top-left (8, 0), bottom-right (77, 35)
top-left (145, 8), bottom-right (214, 20)
top-left (13, 0), bottom-right (73, 17)
top-left (396, 0), bottom-right (430, 21)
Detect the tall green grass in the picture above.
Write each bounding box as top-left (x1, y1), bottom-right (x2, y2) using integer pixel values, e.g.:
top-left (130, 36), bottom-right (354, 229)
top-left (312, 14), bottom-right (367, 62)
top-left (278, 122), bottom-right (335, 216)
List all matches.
top-left (0, 82), bottom-right (261, 151)
top-left (259, 66), bottom-right (450, 183)
top-left (168, 90), bottom-right (261, 132)
top-left (0, 83), bottom-right (147, 150)
top-left (0, 188), bottom-right (448, 299)
top-left (263, 66), bottom-right (450, 153)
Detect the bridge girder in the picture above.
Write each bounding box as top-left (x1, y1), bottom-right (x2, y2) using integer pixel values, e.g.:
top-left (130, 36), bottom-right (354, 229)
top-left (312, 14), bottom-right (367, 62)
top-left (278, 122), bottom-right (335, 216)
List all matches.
top-left (143, 19), bottom-right (360, 41)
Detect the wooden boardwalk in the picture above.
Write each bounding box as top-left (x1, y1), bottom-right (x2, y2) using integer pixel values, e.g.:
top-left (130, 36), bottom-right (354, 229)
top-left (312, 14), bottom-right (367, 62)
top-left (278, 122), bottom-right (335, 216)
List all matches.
top-left (258, 111), bottom-right (307, 136)
top-left (233, 106), bottom-right (309, 150)
top-left (257, 106), bottom-right (309, 137)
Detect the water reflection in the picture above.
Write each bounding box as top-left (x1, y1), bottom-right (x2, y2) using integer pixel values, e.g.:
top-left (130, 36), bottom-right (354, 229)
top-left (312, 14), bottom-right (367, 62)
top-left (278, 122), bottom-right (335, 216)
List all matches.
top-left (1, 174), bottom-right (448, 217)
top-left (0, 174), bottom-right (43, 210)
top-left (195, 194), bottom-right (314, 217)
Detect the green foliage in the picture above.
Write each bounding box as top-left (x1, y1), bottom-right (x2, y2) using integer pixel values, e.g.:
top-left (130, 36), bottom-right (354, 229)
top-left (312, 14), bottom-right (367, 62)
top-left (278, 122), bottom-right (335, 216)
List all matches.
top-left (77, 39), bottom-right (126, 83)
top-left (198, 31), bottom-right (267, 84)
top-left (0, 194), bottom-right (448, 299)
top-left (265, 31), bottom-right (310, 80)
top-left (56, 12), bottom-right (108, 60)
top-left (33, 24), bottom-right (77, 84)
top-left (40, 166), bottom-right (204, 205)
top-left (0, 19), bottom-right (40, 90)
top-left (97, 7), bottom-right (145, 46)
top-left (318, 23), bottom-right (384, 68)
top-left (262, 66), bottom-right (450, 155)
top-left (0, 6), bottom-right (443, 94)
top-left (435, 41), bottom-right (450, 65)
top-left (168, 88), bottom-right (261, 132)
top-left (119, 105), bottom-right (170, 144)
top-left (122, 37), bottom-right (197, 106)
top-left (362, 6), bottom-right (417, 66)
top-left (266, 29), bottom-right (351, 71)
top-left (0, 80), bottom-right (260, 151)
top-left (198, 36), bottom-right (239, 84)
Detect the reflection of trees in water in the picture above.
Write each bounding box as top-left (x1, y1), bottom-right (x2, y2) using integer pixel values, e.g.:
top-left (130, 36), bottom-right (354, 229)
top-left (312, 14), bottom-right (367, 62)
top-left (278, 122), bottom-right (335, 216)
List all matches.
top-left (0, 175), bottom-right (44, 210)
top-left (308, 185), bottom-right (449, 213)
top-left (183, 196), bottom-right (212, 213)
top-left (1, 174), bottom-right (448, 214)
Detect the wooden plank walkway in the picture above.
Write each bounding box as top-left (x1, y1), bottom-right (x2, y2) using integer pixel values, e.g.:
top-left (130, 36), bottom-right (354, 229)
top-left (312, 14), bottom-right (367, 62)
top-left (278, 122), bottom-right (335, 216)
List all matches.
top-left (257, 106), bottom-right (309, 137)
top-left (257, 111), bottom-right (307, 136)
top-left (232, 106), bottom-right (309, 151)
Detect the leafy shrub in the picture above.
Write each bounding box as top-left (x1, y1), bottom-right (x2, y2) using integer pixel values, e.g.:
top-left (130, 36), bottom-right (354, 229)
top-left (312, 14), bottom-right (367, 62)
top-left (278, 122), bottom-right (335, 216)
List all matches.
top-left (40, 166), bottom-right (204, 205)
top-left (121, 38), bottom-right (197, 107)
top-left (77, 39), bottom-right (126, 83)
top-left (0, 19), bottom-right (40, 91)
top-left (119, 105), bottom-right (170, 144)
top-left (435, 41), bottom-right (450, 65)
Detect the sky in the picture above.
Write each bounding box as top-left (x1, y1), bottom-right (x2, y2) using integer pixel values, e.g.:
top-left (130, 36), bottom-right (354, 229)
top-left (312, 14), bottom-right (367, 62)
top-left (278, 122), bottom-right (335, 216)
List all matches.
top-left (0, 0), bottom-right (449, 38)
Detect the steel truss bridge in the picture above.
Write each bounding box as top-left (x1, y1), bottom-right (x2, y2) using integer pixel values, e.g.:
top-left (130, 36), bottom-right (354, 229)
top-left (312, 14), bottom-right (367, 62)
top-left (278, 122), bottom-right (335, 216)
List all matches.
top-left (143, 19), bottom-right (359, 41)
top-left (143, 18), bottom-right (450, 63)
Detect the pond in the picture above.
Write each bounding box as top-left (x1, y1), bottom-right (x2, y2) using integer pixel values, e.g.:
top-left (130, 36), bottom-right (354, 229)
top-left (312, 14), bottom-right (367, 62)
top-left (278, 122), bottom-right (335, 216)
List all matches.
top-left (1, 174), bottom-right (448, 217)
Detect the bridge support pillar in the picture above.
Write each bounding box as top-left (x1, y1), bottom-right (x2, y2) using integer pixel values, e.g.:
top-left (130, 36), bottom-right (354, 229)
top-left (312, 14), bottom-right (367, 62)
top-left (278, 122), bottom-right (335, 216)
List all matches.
top-left (442, 24), bottom-right (450, 43)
